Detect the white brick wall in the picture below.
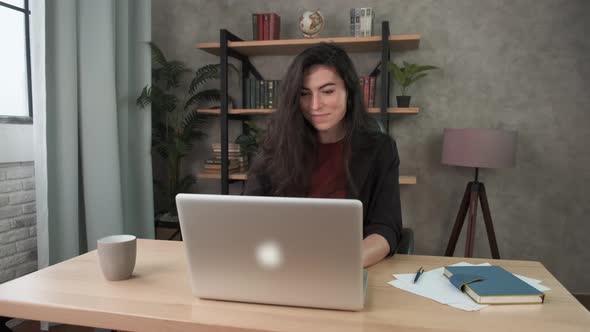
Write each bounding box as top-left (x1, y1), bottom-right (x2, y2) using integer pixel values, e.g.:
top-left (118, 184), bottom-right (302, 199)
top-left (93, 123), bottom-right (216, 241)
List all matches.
top-left (0, 162), bottom-right (37, 283)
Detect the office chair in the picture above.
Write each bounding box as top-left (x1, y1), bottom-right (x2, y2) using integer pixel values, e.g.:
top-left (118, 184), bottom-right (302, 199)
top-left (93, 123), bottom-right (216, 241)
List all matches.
top-left (397, 228), bottom-right (414, 254)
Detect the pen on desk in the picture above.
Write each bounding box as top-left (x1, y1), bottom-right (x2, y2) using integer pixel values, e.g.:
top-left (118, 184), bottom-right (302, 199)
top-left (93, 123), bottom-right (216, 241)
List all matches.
top-left (413, 266), bottom-right (424, 283)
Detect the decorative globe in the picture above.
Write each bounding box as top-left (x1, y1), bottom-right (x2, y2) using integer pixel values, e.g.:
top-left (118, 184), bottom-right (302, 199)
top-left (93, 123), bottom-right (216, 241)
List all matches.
top-left (299, 10), bottom-right (325, 38)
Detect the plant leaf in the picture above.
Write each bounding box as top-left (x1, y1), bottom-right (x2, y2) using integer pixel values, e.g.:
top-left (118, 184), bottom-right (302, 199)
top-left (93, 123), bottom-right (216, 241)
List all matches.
top-left (137, 85), bottom-right (178, 113)
top-left (180, 109), bottom-right (209, 140)
top-left (153, 90), bottom-right (178, 114)
top-left (402, 61), bottom-right (412, 71)
top-left (188, 63), bottom-right (239, 95)
top-left (389, 63), bottom-right (408, 87)
top-left (137, 86), bottom-right (151, 109)
top-left (148, 42), bottom-right (168, 67)
top-left (407, 72), bottom-right (427, 86)
top-left (235, 121), bottom-right (266, 156)
top-left (184, 89), bottom-right (222, 110)
top-left (405, 63), bottom-right (418, 78)
top-left (415, 65), bottom-right (439, 72)
top-left (163, 61), bottom-right (191, 89)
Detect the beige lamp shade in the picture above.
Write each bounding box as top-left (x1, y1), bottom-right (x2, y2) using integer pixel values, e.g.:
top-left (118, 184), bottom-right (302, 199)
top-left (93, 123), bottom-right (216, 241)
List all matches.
top-left (441, 128), bottom-right (517, 169)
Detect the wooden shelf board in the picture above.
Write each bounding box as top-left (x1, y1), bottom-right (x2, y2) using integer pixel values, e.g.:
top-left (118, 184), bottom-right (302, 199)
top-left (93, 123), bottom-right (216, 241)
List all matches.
top-left (196, 35), bottom-right (421, 56)
top-left (198, 173), bottom-right (417, 185)
top-left (198, 173), bottom-right (248, 181)
top-left (198, 108), bottom-right (419, 115)
top-left (197, 108), bottom-right (274, 115)
top-left (367, 107), bottom-right (419, 114)
top-left (399, 175), bottom-right (417, 185)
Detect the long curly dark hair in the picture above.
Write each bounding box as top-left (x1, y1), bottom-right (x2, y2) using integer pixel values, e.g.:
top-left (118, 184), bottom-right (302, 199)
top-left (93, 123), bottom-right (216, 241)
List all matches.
top-left (248, 43), bottom-right (376, 197)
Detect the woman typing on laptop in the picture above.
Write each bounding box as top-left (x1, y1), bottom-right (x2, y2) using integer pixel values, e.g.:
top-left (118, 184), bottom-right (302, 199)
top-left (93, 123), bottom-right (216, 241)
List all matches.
top-left (244, 43), bottom-right (402, 268)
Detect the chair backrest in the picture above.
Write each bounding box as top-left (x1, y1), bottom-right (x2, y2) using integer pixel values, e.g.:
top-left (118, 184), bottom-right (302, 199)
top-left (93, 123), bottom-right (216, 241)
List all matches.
top-left (396, 227), bottom-right (414, 255)
top-left (375, 117), bottom-right (386, 133)
top-left (373, 118), bottom-right (414, 255)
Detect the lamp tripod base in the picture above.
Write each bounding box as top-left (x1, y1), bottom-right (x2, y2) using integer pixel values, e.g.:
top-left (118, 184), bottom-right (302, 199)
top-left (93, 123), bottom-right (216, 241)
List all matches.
top-left (444, 181), bottom-right (500, 259)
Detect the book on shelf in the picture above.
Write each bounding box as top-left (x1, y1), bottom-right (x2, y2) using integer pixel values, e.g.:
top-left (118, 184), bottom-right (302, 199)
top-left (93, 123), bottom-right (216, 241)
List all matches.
top-left (205, 156), bottom-right (247, 164)
top-left (212, 142), bottom-right (240, 148)
top-left (252, 13), bottom-right (280, 40)
top-left (368, 76), bottom-right (376, 107)
top-left (269, 13), bottom-right (280, 40)
top-left (203, 141), bottom-right (249, 174)
top-left (204, 158), bottom-right (244, 166)
top-left (349, 9), bottom-right (355, 37)
top-left (354, 8), bottom-right (361, 37)
top-left (245, 78), bottom-right (281, 109)
top-left (365, 8), bottom-right (374, 37)
top-left (201, 169), bottom-right (240, 175)
top-left (359, 75), bottom-right (376, 108)
top-left (260, 80), bottom-right (266, 109)
top-left (212, 152), bottom-right (243, 159)
top-left (203, 163), bottom-right (241, 171)
top-left (252, 13), bottom-right (258, 41)
top-left (267, 80), bottom-right (274, 109)
top-left (257, 14), bottom-right (264, 40)
top-left (443, 265), bottom-right (546, 304)
top-left (350, 7), bottom-right (374, 37)
top-left (205, 157), bottom-right (248, 169)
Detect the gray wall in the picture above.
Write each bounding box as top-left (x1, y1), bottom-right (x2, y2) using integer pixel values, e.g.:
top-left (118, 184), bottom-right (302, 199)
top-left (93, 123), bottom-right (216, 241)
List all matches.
top-left (0, 162), bottom-right (38, 283)
top-left (152, 0), bottom-right (590, 293)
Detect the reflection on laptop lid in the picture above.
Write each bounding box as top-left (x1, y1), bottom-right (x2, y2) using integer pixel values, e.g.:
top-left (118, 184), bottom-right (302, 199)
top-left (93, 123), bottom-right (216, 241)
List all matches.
top-left (176, 193), bottom-right (366, 311)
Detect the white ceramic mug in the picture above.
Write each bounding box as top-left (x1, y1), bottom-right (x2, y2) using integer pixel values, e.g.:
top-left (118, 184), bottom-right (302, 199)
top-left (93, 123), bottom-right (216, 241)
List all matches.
top-left (97, 234), bottom-right (137, 281)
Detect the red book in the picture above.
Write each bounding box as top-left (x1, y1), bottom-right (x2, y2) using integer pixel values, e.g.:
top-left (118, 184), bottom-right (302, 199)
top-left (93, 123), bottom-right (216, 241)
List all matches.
top-left (369, 76), bottom-right (376, 107)
top-left (275, 14), bottom-right (281, 39)
top-left (263, 14), bottom-right (270, 40)
top-left (269, 13), bottom-right (281, 40)
top-left (257, 14), bottom-right (264, 41)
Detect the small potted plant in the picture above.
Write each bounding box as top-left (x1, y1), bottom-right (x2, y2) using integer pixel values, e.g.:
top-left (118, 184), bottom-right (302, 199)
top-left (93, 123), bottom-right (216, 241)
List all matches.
top-left (388, 61), bottom-right (439, 107)
top-left (235, 120), bottom-right (266, 167)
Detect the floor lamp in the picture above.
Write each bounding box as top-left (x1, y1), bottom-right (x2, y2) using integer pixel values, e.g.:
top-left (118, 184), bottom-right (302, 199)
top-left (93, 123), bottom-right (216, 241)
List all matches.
top-left (442, 128), bottom-right (517, 259)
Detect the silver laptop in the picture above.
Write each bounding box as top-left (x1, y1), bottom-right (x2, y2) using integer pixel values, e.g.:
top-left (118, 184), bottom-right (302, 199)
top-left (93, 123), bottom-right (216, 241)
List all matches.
top-left (176, 193), bottom-right (367, 311)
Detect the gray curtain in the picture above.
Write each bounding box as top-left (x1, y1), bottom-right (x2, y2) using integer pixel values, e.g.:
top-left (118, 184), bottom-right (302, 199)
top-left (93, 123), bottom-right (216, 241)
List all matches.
top-left (44, 0), bottom-right (154, 265)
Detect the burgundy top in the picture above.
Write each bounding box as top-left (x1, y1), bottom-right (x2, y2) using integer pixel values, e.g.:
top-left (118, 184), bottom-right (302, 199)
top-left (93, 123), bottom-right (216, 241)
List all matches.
top-left (308, 139), bottom-right (347, 198)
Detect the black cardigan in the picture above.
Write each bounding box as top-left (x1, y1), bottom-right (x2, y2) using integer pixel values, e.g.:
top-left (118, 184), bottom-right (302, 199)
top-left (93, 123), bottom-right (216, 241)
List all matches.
top-left (244, 130), bottom-right (403, 256)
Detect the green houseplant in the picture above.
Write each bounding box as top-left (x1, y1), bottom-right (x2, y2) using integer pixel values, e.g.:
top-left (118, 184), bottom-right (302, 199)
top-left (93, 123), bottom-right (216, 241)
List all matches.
top-left (137, 42), bottom-right (235, 217)
top-left (388, 61), bottom-right (438, 107)
top-left (235, 120), bottom-right (266, 166)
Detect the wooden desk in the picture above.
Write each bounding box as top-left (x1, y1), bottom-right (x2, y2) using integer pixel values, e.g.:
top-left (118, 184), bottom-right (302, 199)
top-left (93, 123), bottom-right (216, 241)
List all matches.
top-left (0, 239), bottom-right (588, 332)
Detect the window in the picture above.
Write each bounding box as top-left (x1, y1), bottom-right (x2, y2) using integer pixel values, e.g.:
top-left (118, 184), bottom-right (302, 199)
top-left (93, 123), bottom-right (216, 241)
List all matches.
top-left (0, 0), bottom-right (32, 124)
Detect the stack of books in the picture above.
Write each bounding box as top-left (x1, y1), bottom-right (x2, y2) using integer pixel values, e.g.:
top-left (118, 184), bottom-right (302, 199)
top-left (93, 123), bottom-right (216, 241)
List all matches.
top-left (244, 79), bottom-right (281, 109)
top-left (350, 8), bottom-right (374, 37)
top-left (202, 143), bottom-right (248, 175)
top-left (360, 75), bottom-right (376, 108)
top-left (252, 13), bottom-right (281, 40)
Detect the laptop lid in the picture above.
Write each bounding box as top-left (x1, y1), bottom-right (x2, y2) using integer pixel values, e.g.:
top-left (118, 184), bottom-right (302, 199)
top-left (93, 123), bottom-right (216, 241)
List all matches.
top-left (176, 193), bottom-right (364, 311)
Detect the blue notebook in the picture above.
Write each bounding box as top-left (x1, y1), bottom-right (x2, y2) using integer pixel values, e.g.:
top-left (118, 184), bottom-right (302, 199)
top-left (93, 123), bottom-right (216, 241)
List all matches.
top-left (443, 265), bottom-right (545, 304)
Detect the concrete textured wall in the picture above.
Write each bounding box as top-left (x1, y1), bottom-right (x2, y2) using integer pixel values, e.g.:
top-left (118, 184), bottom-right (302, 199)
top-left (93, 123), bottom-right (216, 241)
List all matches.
top-left (152, 0), bottom-right (590, 293)
top-left (0, 162), bottom-right (38, 283)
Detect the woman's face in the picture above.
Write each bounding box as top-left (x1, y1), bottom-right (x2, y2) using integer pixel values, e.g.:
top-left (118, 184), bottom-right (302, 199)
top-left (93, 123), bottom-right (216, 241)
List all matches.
top-left (299, 65), bottom-right (348, 142)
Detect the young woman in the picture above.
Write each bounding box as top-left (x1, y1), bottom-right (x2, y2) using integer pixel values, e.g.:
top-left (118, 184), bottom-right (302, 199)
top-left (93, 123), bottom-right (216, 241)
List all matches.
top-left (244, 43), bottom-right (402, 267)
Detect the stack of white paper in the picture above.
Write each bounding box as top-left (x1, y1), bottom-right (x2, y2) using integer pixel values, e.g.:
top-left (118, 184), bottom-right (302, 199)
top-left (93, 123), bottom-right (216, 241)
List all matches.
top-left (387, 262), bottom-right (550, 312)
